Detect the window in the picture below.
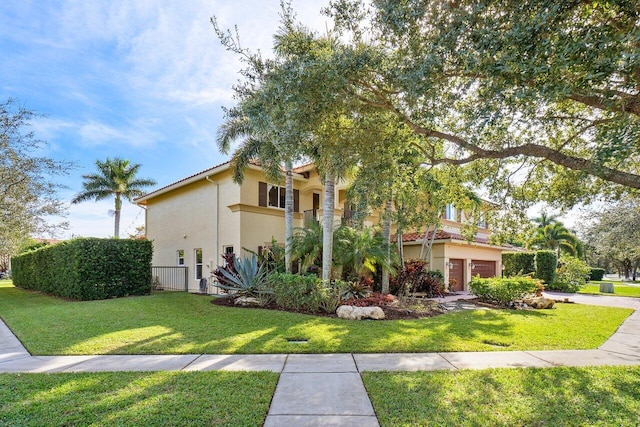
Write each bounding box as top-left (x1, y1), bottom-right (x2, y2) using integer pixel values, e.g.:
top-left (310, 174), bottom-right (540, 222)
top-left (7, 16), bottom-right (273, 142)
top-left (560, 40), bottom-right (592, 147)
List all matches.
top-left (445, 204), bottom-right (457, 221)
top-left (222, 246), bottom-right (234, 266)
top-left (194, 249), bottom-right (203, 280)
top-left (477, 212), bottom-right (488, 229)
top-left (177, 250), bottom-right (184, 266)
top-left (258, 182), bottom-right (299, 211)
top-left (268, 184), bottom-right (285, 208)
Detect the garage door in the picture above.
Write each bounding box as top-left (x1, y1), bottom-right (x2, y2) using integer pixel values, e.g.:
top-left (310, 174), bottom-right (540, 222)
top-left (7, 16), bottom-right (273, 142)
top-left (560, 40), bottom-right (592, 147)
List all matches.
top-left (449, 259), bottom-right (464, 291)
top-left (471, 260), bottom-right (496, 278)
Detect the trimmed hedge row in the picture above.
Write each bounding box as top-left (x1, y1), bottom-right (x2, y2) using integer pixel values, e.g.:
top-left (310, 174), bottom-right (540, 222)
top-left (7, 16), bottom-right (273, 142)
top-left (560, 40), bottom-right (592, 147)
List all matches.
top-left (502, 250), bottom-right (557, 285)
top-left (589, 268), bottom-right (605, 281)
top-left (502, 252), bottom-right (535, 277)
top-left (535, 250), bottom-right (557, 284)
top-left (11, 238), bottom-right (153, 300)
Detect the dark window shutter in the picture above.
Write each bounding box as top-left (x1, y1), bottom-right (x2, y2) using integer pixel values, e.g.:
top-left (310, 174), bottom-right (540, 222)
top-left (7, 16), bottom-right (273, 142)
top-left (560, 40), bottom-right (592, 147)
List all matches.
top-left (259, 182), bottom-right (267, 207)
top-left (294, 189), bottom-right (300, 212)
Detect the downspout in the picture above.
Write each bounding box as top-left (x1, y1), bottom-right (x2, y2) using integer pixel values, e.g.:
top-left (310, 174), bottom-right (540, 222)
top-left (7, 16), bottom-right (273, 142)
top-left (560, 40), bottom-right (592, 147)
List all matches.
top-left (205, 176), bottom-right (219, 281)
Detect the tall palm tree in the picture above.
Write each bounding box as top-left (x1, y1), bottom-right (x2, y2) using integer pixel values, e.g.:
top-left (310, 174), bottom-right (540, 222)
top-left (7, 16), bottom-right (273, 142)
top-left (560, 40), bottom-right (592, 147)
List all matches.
top-left (529, 222), bottom-right (578, 258)
top-left (532, 211), bottom-right (559, 228)
top-left (72, 158), bottom-right (156, 238)
top-left (217, 106), bottom-right (296, 272)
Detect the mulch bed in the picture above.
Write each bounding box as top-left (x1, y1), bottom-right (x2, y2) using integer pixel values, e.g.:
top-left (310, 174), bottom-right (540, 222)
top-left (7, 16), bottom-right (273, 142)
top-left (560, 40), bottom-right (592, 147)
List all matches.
top-left (210, 295), bottom-right (449, 320)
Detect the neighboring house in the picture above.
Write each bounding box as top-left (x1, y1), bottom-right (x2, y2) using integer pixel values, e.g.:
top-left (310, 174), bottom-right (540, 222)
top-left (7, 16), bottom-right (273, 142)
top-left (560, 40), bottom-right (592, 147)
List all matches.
top-left (135, 161), bottom-right (505, 292)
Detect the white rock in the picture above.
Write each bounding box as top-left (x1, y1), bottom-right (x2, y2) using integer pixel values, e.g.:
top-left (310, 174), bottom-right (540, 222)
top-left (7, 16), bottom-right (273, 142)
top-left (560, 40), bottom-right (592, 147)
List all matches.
top-left (336, 305), bottom-right (385, 320)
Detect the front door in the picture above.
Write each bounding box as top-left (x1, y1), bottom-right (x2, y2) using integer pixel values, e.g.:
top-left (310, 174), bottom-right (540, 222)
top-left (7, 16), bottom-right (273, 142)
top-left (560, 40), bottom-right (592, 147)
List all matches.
top-left (449, 259), bottom-right (464, 291)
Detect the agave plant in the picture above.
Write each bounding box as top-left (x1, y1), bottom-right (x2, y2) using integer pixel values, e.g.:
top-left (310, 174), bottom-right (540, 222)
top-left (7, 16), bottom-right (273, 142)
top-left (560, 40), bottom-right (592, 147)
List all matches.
top-left (213, 254), bottom-right (268, 296)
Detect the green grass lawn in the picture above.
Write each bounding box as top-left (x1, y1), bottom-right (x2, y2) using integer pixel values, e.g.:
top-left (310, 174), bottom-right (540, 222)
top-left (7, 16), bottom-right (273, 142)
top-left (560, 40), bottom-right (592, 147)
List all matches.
top-left (363, 366), bottom-right (640, 426)
top-left (579, 281), bottom-right (640, 298)
top-left (0, 371), bottom-right (278, 427)
top-left (0, 282), bottom-right (632, 355)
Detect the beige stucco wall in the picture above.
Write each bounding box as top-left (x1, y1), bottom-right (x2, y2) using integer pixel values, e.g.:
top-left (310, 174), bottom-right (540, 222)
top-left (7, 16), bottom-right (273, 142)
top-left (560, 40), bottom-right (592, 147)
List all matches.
top-left (145, 169), bottom-right (241, 292)
top-left (401, 240), bottom-right (503, 290)
top-left (142, 162), bottom-right (500, 294)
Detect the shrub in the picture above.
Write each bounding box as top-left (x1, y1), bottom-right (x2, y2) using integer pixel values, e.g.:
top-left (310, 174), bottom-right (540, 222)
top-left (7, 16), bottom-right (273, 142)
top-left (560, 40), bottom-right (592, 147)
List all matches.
top-left (589, 268), bottom-right (606, 281)
top-left (535, 250), bottom-right (557, 284)
top-left (502, 252), bottom-right (535, 277)
top-left (470, 276), bottom-right (541, 305)
top-left (548, 256), bottom-right (591, 292)
top-left (212, 254), bottom-right (268, 297)
top-left (267, 273), bottom-right (348, 313)
top-left (11, 238), bottom-right (152, 300)
top-left (389, 260), bottom-right (444, 297)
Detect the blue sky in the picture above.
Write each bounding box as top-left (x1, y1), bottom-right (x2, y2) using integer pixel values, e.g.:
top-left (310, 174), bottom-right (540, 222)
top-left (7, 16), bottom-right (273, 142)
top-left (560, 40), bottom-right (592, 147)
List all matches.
top-left (1, 0), bottom-right (330, 238)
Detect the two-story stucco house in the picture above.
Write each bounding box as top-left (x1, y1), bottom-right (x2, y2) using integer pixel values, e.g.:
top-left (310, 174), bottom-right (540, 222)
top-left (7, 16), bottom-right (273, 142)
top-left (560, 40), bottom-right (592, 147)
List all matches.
top-left (135, 161), bottom-right (505, 292)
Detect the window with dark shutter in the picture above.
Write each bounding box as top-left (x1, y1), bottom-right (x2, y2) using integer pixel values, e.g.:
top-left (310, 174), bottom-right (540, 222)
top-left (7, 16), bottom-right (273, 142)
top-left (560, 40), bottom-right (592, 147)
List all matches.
top-left (259, 182), bottom-right (267, 207)
top-left (294, 189), bottom-right (300, 212)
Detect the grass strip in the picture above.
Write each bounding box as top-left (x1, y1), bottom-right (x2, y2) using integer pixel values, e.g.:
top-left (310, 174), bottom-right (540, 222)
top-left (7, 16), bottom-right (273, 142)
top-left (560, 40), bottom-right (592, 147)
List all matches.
top-left (363, 366), bottom-right (640, 426)
top-left (0, 371), bottom-right (278, 427)
top-left (579, 282), bottom-right (640, 298)
top-left (0, 284), bottom-right (632, 355)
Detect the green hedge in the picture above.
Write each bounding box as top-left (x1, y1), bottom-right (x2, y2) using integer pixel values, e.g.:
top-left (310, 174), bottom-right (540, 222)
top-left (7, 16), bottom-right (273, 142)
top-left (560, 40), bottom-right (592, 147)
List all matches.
top-left (469, 276), bottom-right (541, 305)
top-left (502, 252), bottom-right (535, 277)
top-left (589, 268), bottom-right (605, 281)
top-left (535, 250), bottom-right (557, 285)
top-left (11, 238), bottom-right (153, 300)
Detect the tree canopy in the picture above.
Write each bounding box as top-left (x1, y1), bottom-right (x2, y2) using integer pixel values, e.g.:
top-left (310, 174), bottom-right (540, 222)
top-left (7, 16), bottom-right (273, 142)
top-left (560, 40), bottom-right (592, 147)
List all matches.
top-left (0, 99), bottom-right (72, 267)
top-left (322, 0), bottom-right (640, 207)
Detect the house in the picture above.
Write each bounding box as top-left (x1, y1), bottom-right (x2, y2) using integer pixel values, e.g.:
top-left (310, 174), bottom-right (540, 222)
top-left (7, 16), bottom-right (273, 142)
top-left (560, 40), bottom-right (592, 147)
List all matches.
top-left (135, 161), bottom-right (505, 292)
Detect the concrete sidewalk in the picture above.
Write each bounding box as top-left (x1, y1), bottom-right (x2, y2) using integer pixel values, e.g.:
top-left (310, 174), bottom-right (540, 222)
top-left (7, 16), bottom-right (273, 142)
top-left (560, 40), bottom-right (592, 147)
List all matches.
top-left (1, 293), bottom-right (640, 427)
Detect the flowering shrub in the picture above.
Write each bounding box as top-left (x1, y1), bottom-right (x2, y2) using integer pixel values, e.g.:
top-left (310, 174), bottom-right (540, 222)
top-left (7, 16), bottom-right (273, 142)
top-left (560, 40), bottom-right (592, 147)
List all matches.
top-left (389, 260), bottom-right (444, 297)
top-left (549, 256), bottom-right (591, 292)
top-left (470, 276), bottom-right (541, 305)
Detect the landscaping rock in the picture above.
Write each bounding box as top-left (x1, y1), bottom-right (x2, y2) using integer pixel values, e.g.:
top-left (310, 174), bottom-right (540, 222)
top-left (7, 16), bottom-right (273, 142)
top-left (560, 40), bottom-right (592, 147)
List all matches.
top-left (336, 305), bottom-right (386, 320)
top-left (234, 296), bottom-right (261, 307)
top-left (523, 297), bottom-right (555, 309)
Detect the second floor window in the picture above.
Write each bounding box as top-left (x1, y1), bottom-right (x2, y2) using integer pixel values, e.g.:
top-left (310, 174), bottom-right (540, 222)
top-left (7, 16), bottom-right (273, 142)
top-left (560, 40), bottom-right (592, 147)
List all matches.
top-left (445, 204), bottom-right (457, 221)
top-left (268, 184), bottom-right (286, 208)
top-left (258, 181), bottom-right (300, 211)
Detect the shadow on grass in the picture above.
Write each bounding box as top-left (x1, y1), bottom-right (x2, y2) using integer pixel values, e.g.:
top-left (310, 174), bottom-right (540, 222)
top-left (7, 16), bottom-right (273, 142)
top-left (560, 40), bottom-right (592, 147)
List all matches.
top-left (0, 370), bottom-right (278, 426)
top-left (363, 366), bottom-right (640, 426)
top-left (0, 285), bottom-right (624, 355)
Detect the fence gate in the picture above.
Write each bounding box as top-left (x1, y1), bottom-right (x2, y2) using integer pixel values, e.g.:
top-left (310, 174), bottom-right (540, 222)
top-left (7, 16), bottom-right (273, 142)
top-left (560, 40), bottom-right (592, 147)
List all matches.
top-left (151, 266), bottom-right (188, 291)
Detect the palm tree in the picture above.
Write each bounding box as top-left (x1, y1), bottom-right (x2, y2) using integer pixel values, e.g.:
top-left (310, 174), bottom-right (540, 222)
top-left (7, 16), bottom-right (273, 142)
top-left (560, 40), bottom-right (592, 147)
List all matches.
top-left (72, 158), bottom-right (156, 238)
top-left (216, 106), bottom-right (296, 272)
top-left (334, 226), bottom-right (397, 280)
top-left (532, 211), bottom-right (559, 228)
top-left (529, 222), bottom-right (579, 258)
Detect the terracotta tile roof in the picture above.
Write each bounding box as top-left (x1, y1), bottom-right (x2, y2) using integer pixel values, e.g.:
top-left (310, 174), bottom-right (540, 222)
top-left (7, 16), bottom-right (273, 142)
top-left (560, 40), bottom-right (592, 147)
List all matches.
top-left (396, 230), bottom-right (490, 244)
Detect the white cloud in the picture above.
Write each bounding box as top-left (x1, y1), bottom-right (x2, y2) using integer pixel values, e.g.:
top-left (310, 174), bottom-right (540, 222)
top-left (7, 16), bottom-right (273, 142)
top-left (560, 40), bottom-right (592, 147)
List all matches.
top-left (61, 199), bottom-right (146, 239)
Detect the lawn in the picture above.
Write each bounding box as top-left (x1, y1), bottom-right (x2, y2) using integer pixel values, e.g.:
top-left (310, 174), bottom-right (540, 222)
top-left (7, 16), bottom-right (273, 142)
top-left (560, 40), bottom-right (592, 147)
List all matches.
top-left (363, 366), bottom-right (640, 426)
top-left (579, 281), bottom-right (640, 298)
top-left (0, 371), bottom-right (278, 427)
top-left (0, 282), bottom-right (632, 355)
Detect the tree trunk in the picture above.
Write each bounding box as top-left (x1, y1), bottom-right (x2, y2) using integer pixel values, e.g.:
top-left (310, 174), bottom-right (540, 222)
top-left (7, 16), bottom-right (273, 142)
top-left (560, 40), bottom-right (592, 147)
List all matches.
top-left (322, 173), bottom-right (335, 281)
top-left (381, 199), bottom-right (392, 294)
top-left (422, 225), bottom-right (437, 264)
top-left (114, 194), bottom-right (122, 238)
top-left (396, 228), bottom-right (404, 266)
top-left (284, 160), bottom-right (294, 273)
